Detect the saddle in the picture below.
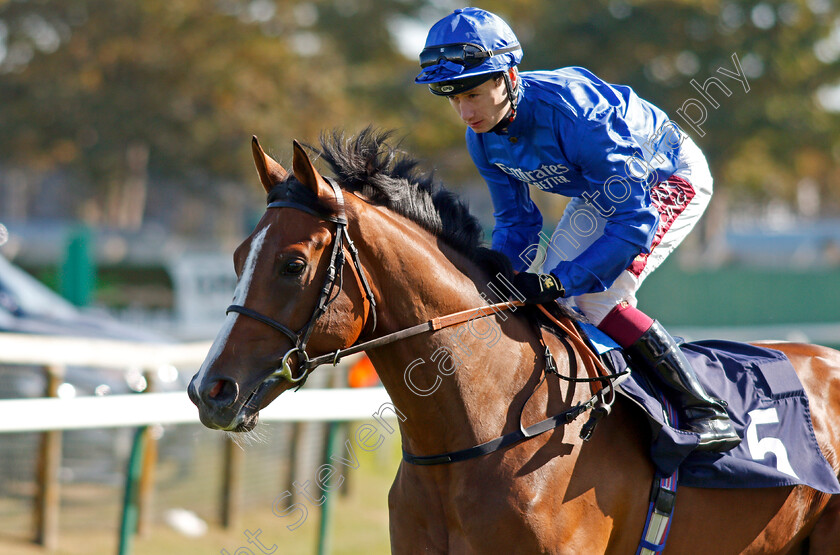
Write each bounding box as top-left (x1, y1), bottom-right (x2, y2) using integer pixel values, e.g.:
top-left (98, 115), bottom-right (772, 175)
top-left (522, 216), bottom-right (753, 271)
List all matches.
top-left (540, 309), bottom-right (840, 494)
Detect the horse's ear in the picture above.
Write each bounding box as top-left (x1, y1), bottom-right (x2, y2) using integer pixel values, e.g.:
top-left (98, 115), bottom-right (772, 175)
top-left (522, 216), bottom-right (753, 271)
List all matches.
top-left (251, 136), bottom-right (288, 194)
top-left (292, 140), bottom-right (334, 200)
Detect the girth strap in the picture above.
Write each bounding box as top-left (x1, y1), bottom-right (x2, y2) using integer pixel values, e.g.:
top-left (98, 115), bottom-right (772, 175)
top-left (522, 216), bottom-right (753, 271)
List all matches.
top-left (402, 401), bottom-right (594, 466)
top-left (402, 315), bottom-right (630, 466)
top-left (636, 397), bottom-right (680, 555)
top-left (403, 370), bottom-right (631, 465)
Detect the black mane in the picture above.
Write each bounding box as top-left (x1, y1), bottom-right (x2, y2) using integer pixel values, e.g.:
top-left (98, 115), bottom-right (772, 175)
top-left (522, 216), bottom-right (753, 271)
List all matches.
top-left (312, 127), bottom-right (513, 280)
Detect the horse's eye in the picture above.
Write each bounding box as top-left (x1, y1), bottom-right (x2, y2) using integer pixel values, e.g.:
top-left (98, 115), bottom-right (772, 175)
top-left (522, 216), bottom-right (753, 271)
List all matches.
top-left (283, 259), bottom-right (307, 276)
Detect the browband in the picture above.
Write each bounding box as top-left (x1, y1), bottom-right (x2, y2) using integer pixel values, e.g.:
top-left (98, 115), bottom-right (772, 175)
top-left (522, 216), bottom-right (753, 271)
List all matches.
top-left (266, 176), bottom-right (347, 225)
top-left (267, 200), bottom-right (346, 225)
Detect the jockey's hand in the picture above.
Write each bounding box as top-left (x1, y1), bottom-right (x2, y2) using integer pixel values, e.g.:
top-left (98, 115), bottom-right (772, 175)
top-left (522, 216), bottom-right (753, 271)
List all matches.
top-left (512, 272), bottom-right (565, 304)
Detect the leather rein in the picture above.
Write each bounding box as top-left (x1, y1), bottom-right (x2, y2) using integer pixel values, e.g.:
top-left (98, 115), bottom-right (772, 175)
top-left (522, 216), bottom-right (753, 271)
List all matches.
top-left (226, 176), bottom-right (628, 465)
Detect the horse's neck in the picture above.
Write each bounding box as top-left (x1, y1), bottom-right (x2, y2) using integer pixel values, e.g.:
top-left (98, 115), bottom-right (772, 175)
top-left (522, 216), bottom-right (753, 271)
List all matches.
top-left (353, 203), bottom-right (566, 457)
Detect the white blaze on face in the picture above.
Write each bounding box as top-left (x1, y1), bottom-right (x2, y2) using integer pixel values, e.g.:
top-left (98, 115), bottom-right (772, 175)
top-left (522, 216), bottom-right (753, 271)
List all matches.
top-left (193, 225), bottom-right (270, 392)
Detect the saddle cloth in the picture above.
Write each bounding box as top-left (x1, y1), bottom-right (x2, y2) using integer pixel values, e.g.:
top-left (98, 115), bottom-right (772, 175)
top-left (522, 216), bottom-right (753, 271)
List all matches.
top-left (579, 323), bottom-right (840, 494)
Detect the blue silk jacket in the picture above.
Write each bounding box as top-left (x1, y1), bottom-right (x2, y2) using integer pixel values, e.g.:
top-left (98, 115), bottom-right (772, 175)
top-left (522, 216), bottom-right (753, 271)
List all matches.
top-left (467, 67), bottom-right (684, 296)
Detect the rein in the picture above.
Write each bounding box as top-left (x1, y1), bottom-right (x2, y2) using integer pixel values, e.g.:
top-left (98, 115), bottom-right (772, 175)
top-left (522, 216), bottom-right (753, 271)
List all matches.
top-left (305, 299), bottom-right (529, 369)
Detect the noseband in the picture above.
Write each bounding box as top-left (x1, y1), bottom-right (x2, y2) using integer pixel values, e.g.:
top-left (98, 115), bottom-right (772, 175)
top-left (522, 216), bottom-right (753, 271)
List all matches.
top-left (226, 176), bottom-right (377, 389)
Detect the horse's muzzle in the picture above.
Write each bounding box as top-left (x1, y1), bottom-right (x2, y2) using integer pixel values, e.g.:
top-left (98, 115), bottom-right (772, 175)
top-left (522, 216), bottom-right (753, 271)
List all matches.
top-left (189, 372), bottom-right (251, 431)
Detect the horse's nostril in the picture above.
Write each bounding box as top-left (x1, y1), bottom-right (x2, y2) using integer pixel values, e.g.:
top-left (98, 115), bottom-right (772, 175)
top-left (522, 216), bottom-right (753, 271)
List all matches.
top-left (209, 380), bottom-right (225, 399)
top-left (201, 377), bottom-right (239, 409)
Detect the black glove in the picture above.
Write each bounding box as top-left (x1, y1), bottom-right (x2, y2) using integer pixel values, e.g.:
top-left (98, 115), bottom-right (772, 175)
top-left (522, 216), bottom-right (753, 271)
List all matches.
top-left (511, 272), bottom-right (565, 304)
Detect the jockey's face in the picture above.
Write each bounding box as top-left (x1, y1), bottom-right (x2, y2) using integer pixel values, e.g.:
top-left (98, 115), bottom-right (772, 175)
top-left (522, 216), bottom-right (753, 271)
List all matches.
top-left (447, 77), bottom-right (509, 133)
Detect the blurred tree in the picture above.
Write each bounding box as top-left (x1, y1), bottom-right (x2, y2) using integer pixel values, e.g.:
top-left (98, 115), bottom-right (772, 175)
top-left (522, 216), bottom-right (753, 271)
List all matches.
top-left (0, 0), bottom-right (839, 232)
top-left (0, 0), bottom-right (406, 228)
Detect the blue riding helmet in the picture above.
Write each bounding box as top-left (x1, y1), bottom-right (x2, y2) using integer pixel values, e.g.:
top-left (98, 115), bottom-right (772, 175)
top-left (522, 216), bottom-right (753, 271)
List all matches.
top-left (415, 7), bottom-right (522, 96)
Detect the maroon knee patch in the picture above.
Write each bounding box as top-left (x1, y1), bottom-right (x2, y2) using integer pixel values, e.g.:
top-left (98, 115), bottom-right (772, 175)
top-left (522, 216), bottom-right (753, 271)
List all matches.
top-left (597, 303), bottom-right (654, 348)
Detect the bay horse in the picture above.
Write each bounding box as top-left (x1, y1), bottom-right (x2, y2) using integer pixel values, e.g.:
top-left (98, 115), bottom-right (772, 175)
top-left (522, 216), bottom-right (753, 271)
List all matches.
top-left (189, 129), bottom-right (840, 553)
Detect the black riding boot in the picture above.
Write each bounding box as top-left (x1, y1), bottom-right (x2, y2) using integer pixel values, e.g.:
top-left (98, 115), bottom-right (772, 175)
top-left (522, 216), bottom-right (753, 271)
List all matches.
top-left (625, 321), bottom-right (741, 452)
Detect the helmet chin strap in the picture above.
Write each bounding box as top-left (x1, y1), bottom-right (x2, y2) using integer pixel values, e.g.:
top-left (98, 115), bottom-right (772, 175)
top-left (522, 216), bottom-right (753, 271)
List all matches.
top-left (490, 68), bottom-right (519, 134)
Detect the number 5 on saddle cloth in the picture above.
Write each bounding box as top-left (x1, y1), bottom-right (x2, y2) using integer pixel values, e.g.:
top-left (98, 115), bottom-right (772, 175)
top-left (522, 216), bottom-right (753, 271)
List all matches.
top-left (580, 321), bottom-right (840, 494)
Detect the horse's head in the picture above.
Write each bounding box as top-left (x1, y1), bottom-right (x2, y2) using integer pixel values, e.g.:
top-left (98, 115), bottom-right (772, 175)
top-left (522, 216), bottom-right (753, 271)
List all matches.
top-left (188, 137), bottom-right (373, 431)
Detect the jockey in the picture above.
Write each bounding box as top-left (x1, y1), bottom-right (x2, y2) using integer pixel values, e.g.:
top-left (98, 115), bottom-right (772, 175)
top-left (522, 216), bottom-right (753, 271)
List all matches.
top-left (415, 7), bottom-right (740, 452)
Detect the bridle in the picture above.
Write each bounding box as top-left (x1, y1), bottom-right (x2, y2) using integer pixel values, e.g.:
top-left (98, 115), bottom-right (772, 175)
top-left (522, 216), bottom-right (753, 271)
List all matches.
top-left (223, 174), bottom-right (628, 464)
top-left (226, 176), bottom-right (377, 389)
top-left (225, 175), bottom-right (529, 390)
top-left (223, 175), bottom-right (533, 391)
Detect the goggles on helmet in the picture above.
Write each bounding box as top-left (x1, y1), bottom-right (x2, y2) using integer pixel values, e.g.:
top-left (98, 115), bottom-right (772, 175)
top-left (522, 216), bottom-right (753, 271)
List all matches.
top-left (419, 42), bottom-right (521, 71)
